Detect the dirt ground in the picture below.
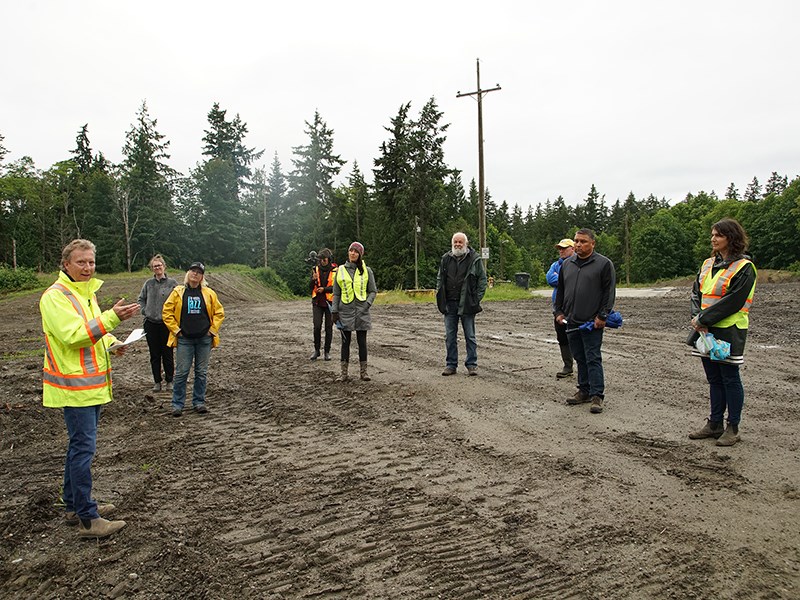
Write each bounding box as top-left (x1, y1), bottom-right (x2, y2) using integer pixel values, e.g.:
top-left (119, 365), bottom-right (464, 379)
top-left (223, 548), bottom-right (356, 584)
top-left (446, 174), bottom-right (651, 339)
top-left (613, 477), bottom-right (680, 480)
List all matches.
top-left (1, 275), bottom-right (799, 599)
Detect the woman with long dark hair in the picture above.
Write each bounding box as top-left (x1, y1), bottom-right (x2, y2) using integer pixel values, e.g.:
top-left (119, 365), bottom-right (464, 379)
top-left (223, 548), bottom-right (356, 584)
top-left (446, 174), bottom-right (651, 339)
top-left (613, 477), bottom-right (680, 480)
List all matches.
top-left (688, 218), bottom-right (756, 447)
top-left (331, 242), bottom-right (377, 382)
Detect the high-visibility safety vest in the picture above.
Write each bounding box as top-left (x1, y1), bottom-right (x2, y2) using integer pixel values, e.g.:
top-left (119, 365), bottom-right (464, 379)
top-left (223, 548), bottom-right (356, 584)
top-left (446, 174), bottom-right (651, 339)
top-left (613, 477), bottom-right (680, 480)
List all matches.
top-left (336, 263), bottom-right (369, 304)
top-left (312, 265), bottom-right (336, 303)
top-left (698, 257), bottom-right (756, 329)
top-left (40, 272), bottom-right (121, 408)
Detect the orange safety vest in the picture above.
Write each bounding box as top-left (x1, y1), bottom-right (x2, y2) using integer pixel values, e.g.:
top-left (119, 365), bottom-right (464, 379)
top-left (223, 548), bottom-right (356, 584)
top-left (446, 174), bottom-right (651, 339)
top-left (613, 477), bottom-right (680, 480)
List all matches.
top-left (312, 264), bottom-right (336, 303)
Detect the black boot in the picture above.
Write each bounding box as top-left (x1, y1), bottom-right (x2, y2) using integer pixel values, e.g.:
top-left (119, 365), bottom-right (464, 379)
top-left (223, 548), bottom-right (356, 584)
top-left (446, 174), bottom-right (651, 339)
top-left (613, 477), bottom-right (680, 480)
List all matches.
top-left (556, 344), bottom-right (573, 378)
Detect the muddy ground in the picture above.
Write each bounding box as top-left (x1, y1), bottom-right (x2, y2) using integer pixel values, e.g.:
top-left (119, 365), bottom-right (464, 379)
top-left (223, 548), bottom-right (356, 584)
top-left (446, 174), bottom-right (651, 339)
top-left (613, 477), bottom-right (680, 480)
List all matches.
top-left (1, 275), bottom-right (799, 599)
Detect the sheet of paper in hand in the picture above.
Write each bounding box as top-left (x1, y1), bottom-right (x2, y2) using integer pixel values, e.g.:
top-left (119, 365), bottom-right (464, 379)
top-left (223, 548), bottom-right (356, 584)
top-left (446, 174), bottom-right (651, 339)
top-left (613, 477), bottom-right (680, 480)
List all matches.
top-left (108, 327), bottom-right (146, 351)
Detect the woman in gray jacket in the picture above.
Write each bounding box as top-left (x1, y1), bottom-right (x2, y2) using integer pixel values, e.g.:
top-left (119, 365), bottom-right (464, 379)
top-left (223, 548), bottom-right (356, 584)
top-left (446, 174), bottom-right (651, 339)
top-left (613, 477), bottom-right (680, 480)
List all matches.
top-left (331, 242), bottom-right (377, 382)
top-left (137, 254), bottom-right (178, 391)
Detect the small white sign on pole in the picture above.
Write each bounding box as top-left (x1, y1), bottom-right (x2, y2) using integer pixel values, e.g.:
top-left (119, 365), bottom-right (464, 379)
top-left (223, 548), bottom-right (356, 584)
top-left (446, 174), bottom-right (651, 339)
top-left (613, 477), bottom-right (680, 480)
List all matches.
top-left (481, 247), bottom-right (490, 260)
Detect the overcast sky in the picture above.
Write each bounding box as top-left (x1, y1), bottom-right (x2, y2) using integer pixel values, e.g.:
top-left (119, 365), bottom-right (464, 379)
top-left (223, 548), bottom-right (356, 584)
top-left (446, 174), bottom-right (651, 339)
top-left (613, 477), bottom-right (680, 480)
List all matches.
top-left (2, 1), bottom-right (798, 211)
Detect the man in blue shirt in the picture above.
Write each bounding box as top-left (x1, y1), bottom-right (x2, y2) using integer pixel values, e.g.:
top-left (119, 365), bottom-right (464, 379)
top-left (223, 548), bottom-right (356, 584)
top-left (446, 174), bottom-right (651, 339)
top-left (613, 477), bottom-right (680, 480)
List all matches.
top-left (546, 238), bottom-right (575, 379)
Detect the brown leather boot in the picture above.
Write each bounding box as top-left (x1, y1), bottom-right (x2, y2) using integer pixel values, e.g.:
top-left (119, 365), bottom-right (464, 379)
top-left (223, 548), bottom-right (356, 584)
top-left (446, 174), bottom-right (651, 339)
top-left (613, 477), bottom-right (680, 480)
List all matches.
top-left (336, 361), bottom-right (349, 382)
top-left (688, 420), bottom-right (724, 439)
top-left (78, 517), bottom-right (126, 539)
top-left (566, 390), bottom-right (591, 405)
top-left (715, 423), bottom-right (740, 446)
top-left (359, 361), bottom-right (371, 381)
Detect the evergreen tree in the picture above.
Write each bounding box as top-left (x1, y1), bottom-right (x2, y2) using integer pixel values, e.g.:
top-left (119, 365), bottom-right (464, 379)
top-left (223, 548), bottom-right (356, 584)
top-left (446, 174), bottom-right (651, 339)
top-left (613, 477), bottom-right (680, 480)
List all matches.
top-left (0, 132), bottom-right (8, 167)
top-left (289, 110), bottom-right (346, 250)
top-left (196, 103), bottom-right (264, 264)
top-left (743, 176), bottom-right (761, 202)
top-left (71, 125), bottom-right (94, 174)
top-left (725, 182), bottom-right (739, 200)
top-left (266, 153), bottom-right (291, 261)
top-left (202, 103), bottom-right (264, 187)
top-left (764, 171), bottom-right (788, 198)
top-left (120, 101), bottom-right (178, 271)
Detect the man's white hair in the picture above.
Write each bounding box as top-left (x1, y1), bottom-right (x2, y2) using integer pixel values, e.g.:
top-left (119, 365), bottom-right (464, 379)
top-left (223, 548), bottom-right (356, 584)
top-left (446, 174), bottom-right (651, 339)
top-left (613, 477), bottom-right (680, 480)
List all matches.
top-left (451, 232), bottom-right (469, 257)
top-left (452, 232), bottom-right (468, 245)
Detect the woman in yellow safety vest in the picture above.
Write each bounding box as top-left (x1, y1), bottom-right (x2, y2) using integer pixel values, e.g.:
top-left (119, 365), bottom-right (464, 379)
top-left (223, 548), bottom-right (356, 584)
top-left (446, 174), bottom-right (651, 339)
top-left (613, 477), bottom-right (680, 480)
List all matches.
top-left (331, 241), bottom-right (377, 382)
top-left (688, 218), bottom-right (756, 447)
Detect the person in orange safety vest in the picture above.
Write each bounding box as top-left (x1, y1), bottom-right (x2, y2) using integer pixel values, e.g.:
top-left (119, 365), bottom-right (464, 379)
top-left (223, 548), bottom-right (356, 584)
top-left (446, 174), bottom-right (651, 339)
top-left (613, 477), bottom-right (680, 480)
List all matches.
top-left (309, 248), bottom-right (337, 361)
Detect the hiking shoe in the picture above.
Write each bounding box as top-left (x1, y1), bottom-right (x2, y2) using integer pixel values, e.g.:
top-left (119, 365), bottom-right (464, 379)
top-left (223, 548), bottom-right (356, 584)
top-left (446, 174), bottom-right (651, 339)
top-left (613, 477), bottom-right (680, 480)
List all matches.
top-left (442, 367), bottom-right (456, 376)
top-left (165, 381), bottom-right (173, 392)
top-left (589, 396), bottom-right (604, 413)
top-left (467, 367), bottom-right (478, 376)
top-left (323, 352), bottom-right (331, 361)
top-left (715, 423), bottom-right (740, 447)
top-left (65, 503), bottom-right (116, 526)
top-left (309, 350), bottom-right (320, 361)
top-left (556, 367), bottom-right (574, 379)
top-left (566, 390), bottom-right (591, 405)
top-left (78, 517), bottom-right (126, 539)
top-left (688, 420), bottom-right (724, 440)
top-left (151, 382), bottom-right (162, 392)
top-left (194, 404), bottom-right (208, 414)
top-left (172, 408), bottom-right (183, 417)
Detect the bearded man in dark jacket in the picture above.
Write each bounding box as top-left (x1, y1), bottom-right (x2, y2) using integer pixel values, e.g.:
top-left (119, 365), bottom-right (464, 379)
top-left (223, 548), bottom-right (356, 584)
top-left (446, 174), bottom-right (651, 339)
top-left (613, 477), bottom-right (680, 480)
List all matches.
top-left (436, 232), bottom-right (487, 376)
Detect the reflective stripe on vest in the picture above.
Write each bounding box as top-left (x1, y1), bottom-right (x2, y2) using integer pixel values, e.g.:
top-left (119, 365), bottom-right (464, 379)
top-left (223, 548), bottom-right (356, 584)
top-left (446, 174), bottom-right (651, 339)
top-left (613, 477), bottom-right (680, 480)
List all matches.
top-left (699, 257), bottom-right (755, 328)
top-left (43, 284), bottom-right (109, 389)
top-left (43, 370), bottom-right (109, 390)
top-left (337, 264), bottom-right (368, 303)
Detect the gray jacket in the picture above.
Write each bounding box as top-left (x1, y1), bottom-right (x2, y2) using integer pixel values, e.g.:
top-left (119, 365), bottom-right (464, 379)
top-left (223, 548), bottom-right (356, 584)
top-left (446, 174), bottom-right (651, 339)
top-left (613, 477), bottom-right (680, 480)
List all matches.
top-left (138, 275), bottom-right (178, 323)
top-left (331, 262), bottom-right (377, 331)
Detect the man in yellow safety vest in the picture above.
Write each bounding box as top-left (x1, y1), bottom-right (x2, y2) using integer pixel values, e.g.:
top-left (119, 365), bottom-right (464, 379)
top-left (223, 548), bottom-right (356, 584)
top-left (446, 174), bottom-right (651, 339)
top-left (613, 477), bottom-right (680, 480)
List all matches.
top-left (40, 239), bottom-right (140, 538)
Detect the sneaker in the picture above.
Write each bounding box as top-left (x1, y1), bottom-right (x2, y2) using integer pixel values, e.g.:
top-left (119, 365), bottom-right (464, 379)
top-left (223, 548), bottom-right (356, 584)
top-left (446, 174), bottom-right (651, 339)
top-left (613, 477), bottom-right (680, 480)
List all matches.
top-left (688, 420), bottom-right (724, 440)
top-left (78, 517), bottom-right (126, 539)
top-left (715, 423), bottom-right (740, 446)
top-left (441, 367), bottom-right (457, 376)
top-left (566, 390), bottom-right (591, 405)
top-left (194, 404), bottom-right (208, 414)
top-left (556, 367), bottom-right (574, 379)
top-left (309, 350), bottom-right (320, 361)
top-left (165, 381), bottom-right (173, 392)
top-left (467, 367), bottom-right (478, 376)
top-left (151, 382), bottom-right (162, 392)
top-left (65, 503), bottom-right (116, 526)
top-left (172, 408), bottom-right (183, 417)
top-left (589, 396), bottom-right (604, 413)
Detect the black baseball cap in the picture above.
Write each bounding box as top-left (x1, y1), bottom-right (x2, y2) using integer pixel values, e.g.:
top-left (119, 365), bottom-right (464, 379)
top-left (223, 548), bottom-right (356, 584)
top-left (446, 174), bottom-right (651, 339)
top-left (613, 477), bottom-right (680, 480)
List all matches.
top-left (189, 262), bottom-right (205, 273)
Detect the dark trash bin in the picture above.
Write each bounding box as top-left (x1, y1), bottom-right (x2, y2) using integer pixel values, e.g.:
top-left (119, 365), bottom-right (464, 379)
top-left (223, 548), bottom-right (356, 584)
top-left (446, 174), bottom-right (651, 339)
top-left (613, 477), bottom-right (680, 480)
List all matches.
top-left (514, 272), bottom-right (530, 289)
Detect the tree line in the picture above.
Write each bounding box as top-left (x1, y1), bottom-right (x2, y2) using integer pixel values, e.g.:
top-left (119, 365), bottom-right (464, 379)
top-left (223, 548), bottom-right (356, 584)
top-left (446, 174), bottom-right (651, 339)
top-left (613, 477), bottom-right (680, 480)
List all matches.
top-left (1, 100), bottom-right (798, 296)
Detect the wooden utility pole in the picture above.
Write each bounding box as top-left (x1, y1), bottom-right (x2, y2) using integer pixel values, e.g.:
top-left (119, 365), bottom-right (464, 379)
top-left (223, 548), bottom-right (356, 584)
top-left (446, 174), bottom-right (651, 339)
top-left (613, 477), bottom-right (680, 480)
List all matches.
top-left (457, 58), bottom-right (501, 269)
top-left (414, 215), bottom-right (420, 289)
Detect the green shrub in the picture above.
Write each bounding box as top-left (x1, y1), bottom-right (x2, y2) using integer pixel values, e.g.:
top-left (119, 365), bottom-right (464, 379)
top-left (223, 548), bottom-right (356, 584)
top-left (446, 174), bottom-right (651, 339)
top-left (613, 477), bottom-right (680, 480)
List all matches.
top-left (252, 267), bottom-right (294, 298)
top-left (0, 266), bottom-right (39, 293)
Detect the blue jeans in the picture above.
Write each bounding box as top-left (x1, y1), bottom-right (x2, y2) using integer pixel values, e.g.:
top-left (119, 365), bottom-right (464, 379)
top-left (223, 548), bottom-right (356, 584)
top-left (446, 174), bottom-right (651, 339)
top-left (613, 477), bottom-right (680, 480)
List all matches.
top-left (172, 335), bottom-right (213, 410)
top-left (444, 300), bottom-right (477, 369)
top-left (701, 358), bottom-right (744, 425)
top-left (62, 405), bottom-right (101, 520)
top-left (567, 327), bottom-right (605, 398)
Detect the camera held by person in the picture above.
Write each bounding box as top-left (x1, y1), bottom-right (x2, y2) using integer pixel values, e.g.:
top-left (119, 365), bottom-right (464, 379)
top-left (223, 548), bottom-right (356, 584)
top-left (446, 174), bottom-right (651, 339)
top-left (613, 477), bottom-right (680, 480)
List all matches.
top-left (304, 251), bottom-right (319, 267)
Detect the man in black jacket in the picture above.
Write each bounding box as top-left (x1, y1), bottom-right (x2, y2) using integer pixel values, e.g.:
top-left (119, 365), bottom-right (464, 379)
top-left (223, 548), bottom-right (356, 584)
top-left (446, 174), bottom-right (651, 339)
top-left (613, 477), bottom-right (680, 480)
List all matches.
top-left (436, 232), bottom-right (487, 376)
top-left (555, 229), bottom-right (616, 413)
